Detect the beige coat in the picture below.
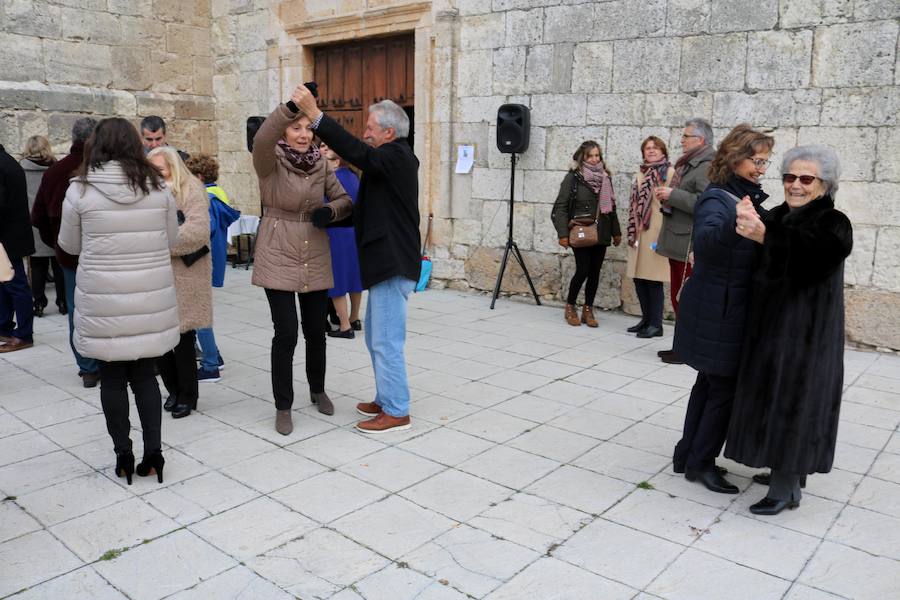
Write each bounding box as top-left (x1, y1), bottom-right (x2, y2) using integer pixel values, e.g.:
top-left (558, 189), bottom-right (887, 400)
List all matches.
top-left (57, 162), bottom-right (180, 361)
top-left (251, 104), bottom-right (353, 293)
top-left (170, 177), bottom-right (213, 333)
top-left (626, 167), bottom-right (673, 283)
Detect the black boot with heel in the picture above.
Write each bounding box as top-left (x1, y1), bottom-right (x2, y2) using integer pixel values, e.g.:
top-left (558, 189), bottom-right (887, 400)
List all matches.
top-left (136, 451), bottom-right (165, 483)
top-left (115, 450), bottom-right (135, 485)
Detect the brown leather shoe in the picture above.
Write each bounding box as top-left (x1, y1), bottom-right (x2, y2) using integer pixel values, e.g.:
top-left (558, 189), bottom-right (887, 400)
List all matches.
top-left (0, 334), bottom-right (13, 344)
top-left (356, 402), bottom-right (383, 417)
top-left (275, 409), bottom-right (293, 435)
top-left (311, 391), bottom-right (334, 416)
top-left (0, 337), bottom-right (33, 353)
top-left (564, 304), bottom-right (580, 326)
top-left (356, 412), bottom-right (411, 434)
top-left (581, 305), bottom-right (598, 327)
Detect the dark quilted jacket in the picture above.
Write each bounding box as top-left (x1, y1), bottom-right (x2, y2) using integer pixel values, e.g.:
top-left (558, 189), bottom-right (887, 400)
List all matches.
top-left (672, 177), bottom-right (768, 377)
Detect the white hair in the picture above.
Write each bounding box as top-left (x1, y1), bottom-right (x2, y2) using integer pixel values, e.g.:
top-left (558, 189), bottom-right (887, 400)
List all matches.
top-left (781, 145), bottom-right (841, 198)
top-left (369, 99), bottom-right (409, 139)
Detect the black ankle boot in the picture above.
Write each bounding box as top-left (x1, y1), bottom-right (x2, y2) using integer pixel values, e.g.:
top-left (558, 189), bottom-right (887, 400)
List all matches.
top-left (136, 450), bottom-right (165, 483)
top-left (115, 450), bottom-right (135, 485)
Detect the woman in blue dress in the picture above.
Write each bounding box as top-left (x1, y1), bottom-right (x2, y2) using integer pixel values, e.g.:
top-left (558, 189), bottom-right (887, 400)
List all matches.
top-left (320, 142), bottom-right (363, 338)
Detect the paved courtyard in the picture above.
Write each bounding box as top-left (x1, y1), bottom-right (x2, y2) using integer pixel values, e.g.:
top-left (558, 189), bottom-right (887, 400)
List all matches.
top-left (1, 267), bottom-right (899, 600)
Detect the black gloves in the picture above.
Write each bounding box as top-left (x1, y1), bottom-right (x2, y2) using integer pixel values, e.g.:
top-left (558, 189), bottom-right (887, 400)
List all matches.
top-left (311, 206), bottom-right (333, 228)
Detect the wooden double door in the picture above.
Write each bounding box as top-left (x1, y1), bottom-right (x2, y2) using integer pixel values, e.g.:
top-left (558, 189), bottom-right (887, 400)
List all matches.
top-left (313, 34), bottom-right (414, 142)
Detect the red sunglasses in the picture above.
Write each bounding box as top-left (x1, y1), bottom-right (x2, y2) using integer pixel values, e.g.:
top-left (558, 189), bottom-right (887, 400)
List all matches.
top-left (782, 173), bottom-right (819, 185)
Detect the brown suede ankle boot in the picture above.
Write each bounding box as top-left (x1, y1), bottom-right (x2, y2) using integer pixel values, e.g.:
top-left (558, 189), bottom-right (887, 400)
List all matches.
top-left (581, 305), bottom-right (598, 327)
top-left (565, 304), bottom-right (581, 326)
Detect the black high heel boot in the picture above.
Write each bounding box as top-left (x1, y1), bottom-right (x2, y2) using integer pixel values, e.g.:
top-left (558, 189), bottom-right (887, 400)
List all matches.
top-left (115, 450), bottom-right (135, 485)
top-left (136, 450), bottom-right (165, 483)
top-left (33, 299), bottom-right (46, 318)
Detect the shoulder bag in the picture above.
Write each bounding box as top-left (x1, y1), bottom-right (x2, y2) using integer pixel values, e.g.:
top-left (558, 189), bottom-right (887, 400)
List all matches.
top-left (568, 175), bottom-right (600, 248)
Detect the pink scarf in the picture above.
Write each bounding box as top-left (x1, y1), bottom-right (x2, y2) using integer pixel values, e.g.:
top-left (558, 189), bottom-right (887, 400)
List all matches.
top-left (579, 162), bottom-right (615, 215)
top-left (627, 159), bottom-right (670, 246)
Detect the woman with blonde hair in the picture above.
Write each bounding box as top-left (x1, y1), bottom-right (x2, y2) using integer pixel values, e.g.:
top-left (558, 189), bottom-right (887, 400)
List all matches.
top-left (251, 97), bottom-right (353, 435)
top-left (148, 146), bottom-right (212, 419)
top-left (19, 136), bottom-right (64, 317)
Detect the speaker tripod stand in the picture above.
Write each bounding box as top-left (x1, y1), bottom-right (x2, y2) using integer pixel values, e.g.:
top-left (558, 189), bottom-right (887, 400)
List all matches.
top-left (490, 152), bottom-right (542, 309)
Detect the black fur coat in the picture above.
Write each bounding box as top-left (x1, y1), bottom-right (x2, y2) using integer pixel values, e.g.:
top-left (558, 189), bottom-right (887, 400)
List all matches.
top-left (724, 195), bottom-right (852, 474)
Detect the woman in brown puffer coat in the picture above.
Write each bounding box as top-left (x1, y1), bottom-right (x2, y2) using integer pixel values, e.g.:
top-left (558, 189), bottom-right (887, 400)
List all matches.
top-left (252, 102), bottom-right (353, 435)
top-left (148, 146), bottom-right (212, 420)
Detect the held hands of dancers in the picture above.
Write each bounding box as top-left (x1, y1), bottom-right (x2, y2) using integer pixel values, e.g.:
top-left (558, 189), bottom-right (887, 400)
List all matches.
top-left (291, 83), bottom-right (322, 122)
top-left (735, 196), bottom-right (765, 244)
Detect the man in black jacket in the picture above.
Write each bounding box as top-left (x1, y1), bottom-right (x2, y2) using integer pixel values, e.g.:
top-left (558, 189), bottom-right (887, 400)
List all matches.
top-left (293, 84), bottom-right (421, 434)
top-left (0, 144), bottom-right (36, 353)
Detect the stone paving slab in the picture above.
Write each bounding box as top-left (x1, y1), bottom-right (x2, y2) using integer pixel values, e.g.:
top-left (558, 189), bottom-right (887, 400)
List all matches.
top-left (2, 267), bottom-right (899, 599)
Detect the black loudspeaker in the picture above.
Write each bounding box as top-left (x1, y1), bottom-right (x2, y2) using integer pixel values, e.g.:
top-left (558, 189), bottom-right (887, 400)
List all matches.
top-left (246, 116), bottom-right (265, 152)
top-left (496, 104), bottom-right (530, 154)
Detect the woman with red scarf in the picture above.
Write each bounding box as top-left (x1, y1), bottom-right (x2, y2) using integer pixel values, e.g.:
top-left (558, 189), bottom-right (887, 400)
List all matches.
top-left (251, 103), bottom-right (353, 435)
top-left (551, 141), bottom-right (621, 327)
top-left (625, 136), bottom-right (673, 338)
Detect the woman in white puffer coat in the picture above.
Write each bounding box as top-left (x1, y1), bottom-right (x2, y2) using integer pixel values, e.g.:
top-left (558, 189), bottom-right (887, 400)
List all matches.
top-left (58, 117), bottom-right (180, 486)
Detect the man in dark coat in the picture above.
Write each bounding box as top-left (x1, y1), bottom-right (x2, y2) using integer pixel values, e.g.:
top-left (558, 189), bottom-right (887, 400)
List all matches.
top-left (653, 118), bottom-right (715, 364)
top-left (30, 117), bottom-right (100, 383)
top-left (0, 143), bottom-right (36, 352)
top-left (292, 84), bottom-right (421, 435)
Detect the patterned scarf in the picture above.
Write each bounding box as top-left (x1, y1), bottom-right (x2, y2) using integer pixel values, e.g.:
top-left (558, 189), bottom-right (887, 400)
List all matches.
top-left (277, 140), bottom-right (321, 172)
top-left (627, 158), bottom-right (670, 246)
top-left (579, 161), bottom-right (615, 215)
top-left (670, 144), bottom-right (708, 188)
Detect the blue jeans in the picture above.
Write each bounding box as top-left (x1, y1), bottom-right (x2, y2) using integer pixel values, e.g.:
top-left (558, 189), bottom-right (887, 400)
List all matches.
top-left (0, 257), bottom-right (33, 341)
top-left (365, 275), bottom-right (415, 417)
top-left (196, 327), bottom-right (219, 370)
top-left (62, 266), bottom-right (99, 375)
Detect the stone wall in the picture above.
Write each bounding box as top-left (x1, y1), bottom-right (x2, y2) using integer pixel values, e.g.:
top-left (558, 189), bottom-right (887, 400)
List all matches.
top-left (436, 0), bottom-right (900, 350)
top-left (2, 0), bottom-right (899, 349)
top-left (0, 0), bottom-right (217, 159)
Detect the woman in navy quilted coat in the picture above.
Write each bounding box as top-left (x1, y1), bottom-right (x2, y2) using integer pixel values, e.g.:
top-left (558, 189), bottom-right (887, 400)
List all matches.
top-left (672, 124), bottom-right (774, 495)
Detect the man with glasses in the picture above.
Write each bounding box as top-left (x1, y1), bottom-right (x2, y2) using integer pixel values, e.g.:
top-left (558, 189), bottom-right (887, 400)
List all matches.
top-left (652, 118), bottom-right (716, 364)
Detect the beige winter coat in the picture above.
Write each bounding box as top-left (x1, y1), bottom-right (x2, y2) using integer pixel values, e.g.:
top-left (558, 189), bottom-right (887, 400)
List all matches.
top-left (251, 104), bottom-right (353, 293)
top-left (626, 167), bottom-right (673, 283)
top-left (57, 162), bottom-right (180, 361)
top-left (169, 176), bottom-right (213, 333)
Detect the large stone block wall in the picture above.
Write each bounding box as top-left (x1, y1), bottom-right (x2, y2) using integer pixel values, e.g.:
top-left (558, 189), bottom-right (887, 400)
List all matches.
top-left (437, 0), bottom-right (900, 350)
top-left (2, 0), bottom-right (899, 349)
top-left (0, 1), bottom-right (217, 159)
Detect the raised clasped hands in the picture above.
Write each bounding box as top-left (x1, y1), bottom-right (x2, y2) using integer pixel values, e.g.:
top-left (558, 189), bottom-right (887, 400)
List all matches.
top-left (735, 196), bottom-right (765, 243)
top-left (291, 84), bottom-right (321, 120)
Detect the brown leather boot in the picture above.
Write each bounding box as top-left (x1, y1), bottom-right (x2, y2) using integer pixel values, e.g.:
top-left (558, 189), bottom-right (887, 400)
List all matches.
top-left (565, 304), bottom-right (581, 326)
top-left (581, 305), bottom-right (598, 328)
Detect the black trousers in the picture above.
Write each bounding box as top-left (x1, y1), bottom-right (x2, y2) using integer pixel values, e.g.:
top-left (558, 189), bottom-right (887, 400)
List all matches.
top-left (265, 288), bottom-right (328, 410)
top-left (158, 331), bottom-right (198, 408)
top-left (99, 358), bottom-right (162, 455)
top-left (567, 245), bottom-right (607, 306)
top-left (674, 371), bottom-right (737, 472)
top-left (633, 278), bottom-right (664, 328)
top-left (29, 256), bottom-right (65, 307)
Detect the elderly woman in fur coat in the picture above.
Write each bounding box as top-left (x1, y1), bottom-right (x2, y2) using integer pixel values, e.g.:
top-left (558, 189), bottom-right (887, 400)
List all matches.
top-left (725, 145), bottom-right (853, 516)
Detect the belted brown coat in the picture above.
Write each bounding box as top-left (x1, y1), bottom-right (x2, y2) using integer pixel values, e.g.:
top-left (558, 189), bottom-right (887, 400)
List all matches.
top-left (251, 104), bottom-right (352, 293)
